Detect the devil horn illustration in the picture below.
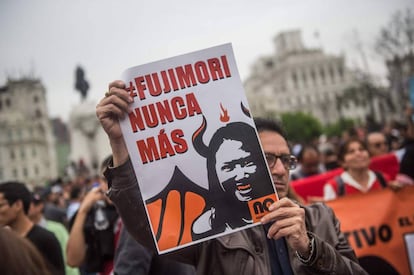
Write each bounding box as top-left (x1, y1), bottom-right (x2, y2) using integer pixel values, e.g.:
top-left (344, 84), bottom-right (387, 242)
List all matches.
top-left (192, 116), bottom-right (209, 158)
top-left (241, 102), bottom-right (251, 118)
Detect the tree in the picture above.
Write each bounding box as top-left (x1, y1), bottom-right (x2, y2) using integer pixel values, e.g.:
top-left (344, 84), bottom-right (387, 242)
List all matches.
top-left (280, 112), bottom-right (323, 143)
top-left (323, 118), bottom-right (355, 138)
top-left (336, 82), bottom-right (395, 123)
top-left (375, 8), bottom-right (414, 114)
top-left (375, 8), bottom-right (414, 61)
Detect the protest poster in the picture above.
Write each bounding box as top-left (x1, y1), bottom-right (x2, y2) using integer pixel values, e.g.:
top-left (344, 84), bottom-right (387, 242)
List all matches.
top-left (119, 43), bottom-right (277, 254)
top-left (327, 186), bottom-right (414, 275)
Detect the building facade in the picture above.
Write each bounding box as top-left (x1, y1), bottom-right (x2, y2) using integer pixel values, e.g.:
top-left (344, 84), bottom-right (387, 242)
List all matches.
top-left (244, 30), bottom-right (370, 125)
top-left (0, 78), bottom-right (58, 187)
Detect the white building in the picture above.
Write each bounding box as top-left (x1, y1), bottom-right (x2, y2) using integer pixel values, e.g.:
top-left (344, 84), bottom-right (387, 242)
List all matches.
top-left (244, 30), bottom-right (369, 125)
top-left (0, 78), bottom-right (58, 187)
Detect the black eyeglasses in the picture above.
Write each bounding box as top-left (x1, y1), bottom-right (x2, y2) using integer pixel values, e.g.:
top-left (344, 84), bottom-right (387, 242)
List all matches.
top-left (373, 142), bottom-right (387, 149)
top-left (265, 153), bottom-right (297, 170)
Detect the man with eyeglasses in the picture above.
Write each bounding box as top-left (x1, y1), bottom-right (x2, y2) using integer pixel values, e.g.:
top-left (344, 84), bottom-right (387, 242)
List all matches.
top-left (96, 81), bottom-right (367, 274)
top-left (366, 132), bottom-right (389, 157)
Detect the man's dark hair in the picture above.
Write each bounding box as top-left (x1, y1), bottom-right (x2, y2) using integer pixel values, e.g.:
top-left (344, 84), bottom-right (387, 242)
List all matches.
top-left (296, 144), bottom-right (320, 162)
top-left (254, 117), bottom-right (290, 149)
top-left (0, 181), bottom-right (32, 214)
top-left (70, 185), bottom-right (84, 200)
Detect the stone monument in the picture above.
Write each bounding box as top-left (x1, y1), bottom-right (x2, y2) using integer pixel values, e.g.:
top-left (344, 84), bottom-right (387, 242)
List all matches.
top-left (69, 66), bottom-right (111, 177)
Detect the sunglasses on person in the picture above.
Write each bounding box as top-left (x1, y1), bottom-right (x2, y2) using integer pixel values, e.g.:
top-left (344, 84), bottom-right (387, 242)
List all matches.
top-left (265, 153), bottom-right (297, 170)
top-left (373, 141), bottom-right (387, 149)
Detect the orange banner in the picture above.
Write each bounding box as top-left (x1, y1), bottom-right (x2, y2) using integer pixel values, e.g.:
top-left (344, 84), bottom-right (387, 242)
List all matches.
top-left (326, 186), bottom-right (414, 275)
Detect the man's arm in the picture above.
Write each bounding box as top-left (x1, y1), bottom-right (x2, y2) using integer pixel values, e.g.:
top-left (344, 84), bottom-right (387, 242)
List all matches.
top-left (66, 187), bottom-right (105, 267)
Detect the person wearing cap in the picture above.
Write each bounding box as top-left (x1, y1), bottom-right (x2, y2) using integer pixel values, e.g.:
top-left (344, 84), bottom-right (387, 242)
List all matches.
top-left (29, 192), bottom-right (80, 275)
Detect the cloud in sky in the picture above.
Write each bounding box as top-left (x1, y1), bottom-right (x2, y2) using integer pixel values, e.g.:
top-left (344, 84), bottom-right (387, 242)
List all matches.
top-left (0, 0), bottom-right (411, 122)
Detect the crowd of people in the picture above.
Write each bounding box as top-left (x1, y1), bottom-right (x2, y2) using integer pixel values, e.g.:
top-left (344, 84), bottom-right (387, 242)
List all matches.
top-left (289, 106), bottom-right (414, 202)
top-left (0, 79), bottom-right (413, 274)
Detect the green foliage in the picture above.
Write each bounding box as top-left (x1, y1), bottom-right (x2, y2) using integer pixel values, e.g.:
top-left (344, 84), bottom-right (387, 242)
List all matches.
top-left (280, 112), bottom-right (323, 143)
top-left (323, 118), bottom-right (355, 138)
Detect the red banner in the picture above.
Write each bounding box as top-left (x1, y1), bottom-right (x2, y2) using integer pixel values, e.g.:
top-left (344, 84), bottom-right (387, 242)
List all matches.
top-left (291, 152), bottom-right (400, 202)
top-left (326, 186), bottom-right (414, 275)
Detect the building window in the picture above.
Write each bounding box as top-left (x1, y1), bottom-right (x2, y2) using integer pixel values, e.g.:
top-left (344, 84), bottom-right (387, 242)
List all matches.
top-left (35, 109), bottom-right (42, 118)
top-left (338, 65), bottom-right (344, 79)
top-left (5, 98), bottom-right (11, 107)
top-left (20, 148), bottom-right (25, 159)
top-left (34, 166), bottom-right (39, 175)
top-left (17, 129), bottom-right (22, 140)
top-left (320, 68), bottom-right (325, 83)
top-left (13, 168), bottom-right (18, 178)
top-left (0, 168), bottom-right (3, 181)
top-left (265, 60), bottom-right (273, 68)
top-left (23, 167), bottom-right (28, 177)
top-left (10, 149), bottom-right (15, 160)
top-left (311, 69), bottom-right (316, 85)
top-left (32, 147), bottom-right (37, 157)
top-left (292, 72), bottom-right (298, 88)
top-left (0, 100), bottom-right (2, 110)
top-left (34, 95), bottom-right (39, 103)
top-left (330, 66), bottom-right (335, 82)
top-left (302, 71), bottom-right (307, 87)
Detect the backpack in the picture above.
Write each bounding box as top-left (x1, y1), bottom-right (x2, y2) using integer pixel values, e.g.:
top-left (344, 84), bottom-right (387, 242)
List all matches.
top-left (334, 171), bottom-right (387, 197)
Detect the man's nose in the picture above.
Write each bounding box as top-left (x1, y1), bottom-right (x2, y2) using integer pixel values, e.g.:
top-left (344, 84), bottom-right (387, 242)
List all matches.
top-left (271, 158), bottom-right (286, 175)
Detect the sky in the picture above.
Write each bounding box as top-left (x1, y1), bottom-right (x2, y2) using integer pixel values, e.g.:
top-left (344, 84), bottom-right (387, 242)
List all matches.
top-left (1, 0), bottom-right (412, 123)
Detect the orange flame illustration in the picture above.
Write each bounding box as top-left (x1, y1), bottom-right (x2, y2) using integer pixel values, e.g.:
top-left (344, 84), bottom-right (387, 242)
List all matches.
top-left (220, 103), bottom-right (230, 123)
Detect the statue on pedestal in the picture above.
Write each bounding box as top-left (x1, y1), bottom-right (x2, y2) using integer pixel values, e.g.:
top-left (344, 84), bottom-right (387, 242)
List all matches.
top-left (69, 66), bottom-right (111, 177)
top-left (75, 66), bottom-right (89, 101)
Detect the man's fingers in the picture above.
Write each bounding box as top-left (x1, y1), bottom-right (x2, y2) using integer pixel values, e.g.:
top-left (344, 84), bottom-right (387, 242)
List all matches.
top-left (108, 80), bottom-right (126, 90)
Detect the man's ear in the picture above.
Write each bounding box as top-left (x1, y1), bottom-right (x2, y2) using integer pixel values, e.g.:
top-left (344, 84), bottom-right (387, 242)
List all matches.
top-left (12, 200), bottom-right (24, 212)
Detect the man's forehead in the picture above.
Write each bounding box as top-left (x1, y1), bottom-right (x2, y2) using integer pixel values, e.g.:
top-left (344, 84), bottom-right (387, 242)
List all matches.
top-left (0, 193), bottom-right (7, 203)
top-left (259, 131), bottom-right (290, 153)
top-left (368, 133), bottom-right (386, 142)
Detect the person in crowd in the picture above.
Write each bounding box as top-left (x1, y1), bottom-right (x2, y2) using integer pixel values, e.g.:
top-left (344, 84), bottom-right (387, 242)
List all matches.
top-left (290, 144), bottom-right (324, 180)
top-left (0, 181), bottom-right (65, 275)
top-left (66, 184), bottom-right (85, 221)
top-left (395, 105), bottom-right (414, 185)
top-left (67, 156), bottom-right (120, 275)
top-left (365, 132), bottom-right (389, 157)
top-left (0, 227), bottom-right (52, 275)
top-left (323, 138), bottom-right (390, 201)
top-left (41, 183), bottom-right (68, 226)
top-left (29, 191), bottom-right (80, 275)
top-left (95, 80), bottom-right (367, 275)
top-left (319, 144), bottom-right (340, 171)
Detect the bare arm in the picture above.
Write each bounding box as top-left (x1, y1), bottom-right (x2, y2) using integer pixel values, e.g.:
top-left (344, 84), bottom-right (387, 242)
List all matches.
top-left (66, 188), bottom-right (105, 267)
